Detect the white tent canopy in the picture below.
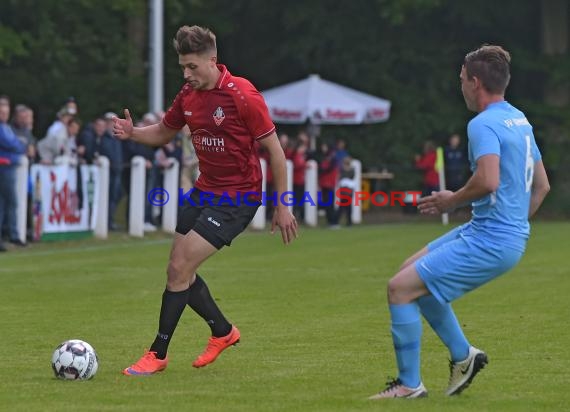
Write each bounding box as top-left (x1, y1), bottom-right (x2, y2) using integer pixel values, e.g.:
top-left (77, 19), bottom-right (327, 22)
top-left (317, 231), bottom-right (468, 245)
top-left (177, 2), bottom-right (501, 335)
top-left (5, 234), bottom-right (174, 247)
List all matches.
top-left (261, 74), bottom-right (391, 125)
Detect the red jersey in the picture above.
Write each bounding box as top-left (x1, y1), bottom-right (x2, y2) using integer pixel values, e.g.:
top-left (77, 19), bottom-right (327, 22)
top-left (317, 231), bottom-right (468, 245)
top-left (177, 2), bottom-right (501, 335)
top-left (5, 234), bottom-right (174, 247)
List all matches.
top-left (163, 64), bottom-right (275, 198)
top-left (415, 150), bottom-right (439, 187)
top-left (292, 151), bottom-right (307, 186)
top-left (318, 156), bottom-right (338, 190)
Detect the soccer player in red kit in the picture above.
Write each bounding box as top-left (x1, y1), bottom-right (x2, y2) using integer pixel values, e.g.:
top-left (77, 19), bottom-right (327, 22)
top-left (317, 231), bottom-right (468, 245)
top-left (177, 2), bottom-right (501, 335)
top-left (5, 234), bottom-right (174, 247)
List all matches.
top-left (114, 25), bottom-right (298, 375)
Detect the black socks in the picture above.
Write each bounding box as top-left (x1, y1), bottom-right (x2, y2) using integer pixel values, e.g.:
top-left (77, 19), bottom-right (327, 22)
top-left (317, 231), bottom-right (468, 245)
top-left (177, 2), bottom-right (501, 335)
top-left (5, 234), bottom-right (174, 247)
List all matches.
top-left (148, 275), bottom-right (231, 359)
top-left (187, 275), bottom-right (231, 338)
top-left (150, 288), bottom-right (189, 359)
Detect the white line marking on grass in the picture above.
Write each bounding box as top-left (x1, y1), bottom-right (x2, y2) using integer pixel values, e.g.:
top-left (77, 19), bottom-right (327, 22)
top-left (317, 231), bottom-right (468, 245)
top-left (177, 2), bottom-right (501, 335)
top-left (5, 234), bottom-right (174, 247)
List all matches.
top-left (0, 238), bottom-right (171, 259)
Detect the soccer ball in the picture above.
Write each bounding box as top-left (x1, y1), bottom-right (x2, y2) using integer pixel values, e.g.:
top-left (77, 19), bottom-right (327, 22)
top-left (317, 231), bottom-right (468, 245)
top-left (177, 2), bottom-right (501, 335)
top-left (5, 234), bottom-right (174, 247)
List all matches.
top-left (51, 339), bottom-right (99, 380)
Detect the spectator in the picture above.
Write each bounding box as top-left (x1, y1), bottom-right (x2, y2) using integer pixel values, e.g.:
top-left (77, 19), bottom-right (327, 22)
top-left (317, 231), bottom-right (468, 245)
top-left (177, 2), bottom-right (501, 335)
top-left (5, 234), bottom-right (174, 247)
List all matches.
top-left (122, 112), bottom-right (158, 232)
top-left (155, 136), bottom-right (183, 173)
top-left (103, 113), bottom-right (124, 230)
top-left (334, 138), bottom-right (349, 169)
top-left (11, 104), bottom-right (37, 241)
top-left (0, 95), bottom-right (27, 250)
top-left (444, 134), bottom-right (468, 192)
top-left (291, 140), bottom-right (308, 221)
top-left (79, 117), bottom-right (106, 164)
top-left (64, 96), bottom-right (78, 116)
top-left (46, 105), bottom-right (73, 143)
top-left (297, 130), bottom-right (317, 160)
top-left (60, 118), bottom-right (84, 211)
top-left (338, 156), bottom-right (355, 226)
top-left (317, 142), bottom-right (339, 228)
top-left (38, 106), bottom-right (74, 164)
top-left (11, 104), bottom-right (36, 154)
top-left (80, 115), bottom-right (123, 230)
top-left (59, 118), bottom-right (82, 166)
top-left (414, 140), bottom-right (439, 197)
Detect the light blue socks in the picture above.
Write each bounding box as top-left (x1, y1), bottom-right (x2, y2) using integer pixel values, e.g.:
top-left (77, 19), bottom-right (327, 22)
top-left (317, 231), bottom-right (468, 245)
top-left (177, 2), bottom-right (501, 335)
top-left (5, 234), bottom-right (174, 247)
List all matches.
top-left (418, 295), bottom-right (469, 362)
top-left (389, 303), bottom-right (422, 388)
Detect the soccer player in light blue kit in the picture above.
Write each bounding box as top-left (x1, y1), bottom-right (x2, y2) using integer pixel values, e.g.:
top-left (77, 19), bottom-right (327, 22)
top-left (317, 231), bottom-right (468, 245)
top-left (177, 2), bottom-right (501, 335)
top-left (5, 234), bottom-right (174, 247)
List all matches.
top-left (370, 45), bottom-right (551, 399)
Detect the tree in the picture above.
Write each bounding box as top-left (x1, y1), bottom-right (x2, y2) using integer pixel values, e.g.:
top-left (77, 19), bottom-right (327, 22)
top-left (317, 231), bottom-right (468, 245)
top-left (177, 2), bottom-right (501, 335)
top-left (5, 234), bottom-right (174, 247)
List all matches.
top-left (0, 0), bottom-right (147, 133)
top-left (539, 0), bottom-right (570, 214)
top-left (1, 0), bottom-right (568, 213)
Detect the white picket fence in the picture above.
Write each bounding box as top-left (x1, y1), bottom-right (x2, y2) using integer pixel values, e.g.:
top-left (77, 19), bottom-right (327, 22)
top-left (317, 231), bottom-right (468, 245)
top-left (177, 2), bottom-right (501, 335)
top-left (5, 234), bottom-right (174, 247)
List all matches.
top-left (14, 155), bottom-right (363, 240)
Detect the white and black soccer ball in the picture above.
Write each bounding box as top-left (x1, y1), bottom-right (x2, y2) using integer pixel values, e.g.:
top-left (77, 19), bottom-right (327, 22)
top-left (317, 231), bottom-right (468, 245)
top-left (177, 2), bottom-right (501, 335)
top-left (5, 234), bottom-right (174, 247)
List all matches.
top-left (51, 339), bottom-right (99, 380)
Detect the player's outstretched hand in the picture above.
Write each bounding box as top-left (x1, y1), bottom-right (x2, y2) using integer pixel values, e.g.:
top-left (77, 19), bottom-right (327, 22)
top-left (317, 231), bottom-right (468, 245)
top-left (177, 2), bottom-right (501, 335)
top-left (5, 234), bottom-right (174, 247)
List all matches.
top-left (271, 206), bottom-right (298, 245)
top-left (112, 109), bottom-right (134, 140)
top-left (418, 190), bottom-right (454, 215)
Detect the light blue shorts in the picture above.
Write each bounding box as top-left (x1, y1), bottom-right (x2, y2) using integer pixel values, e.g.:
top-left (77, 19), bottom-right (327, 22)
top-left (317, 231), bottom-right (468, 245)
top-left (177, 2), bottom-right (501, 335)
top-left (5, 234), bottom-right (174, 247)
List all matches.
top-left (415, 224), bottom-right (524, 304)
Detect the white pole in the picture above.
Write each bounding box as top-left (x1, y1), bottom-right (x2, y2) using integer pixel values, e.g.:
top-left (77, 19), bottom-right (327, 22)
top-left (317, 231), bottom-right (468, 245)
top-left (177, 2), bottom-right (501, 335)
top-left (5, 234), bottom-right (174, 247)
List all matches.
top-left (162, 159), bottom-right (179, 233)
top-left (15, 155), bottom-right (28, 243)
top-left (304, 160), bottom-right (318, 227)
top-left (149, 0), bottom-right (164, 113)
top-left (251, 158), bottom-right (267, 230)
top-left (286, 159), bottom-right (293, 214)
top-left (94, 157), bottom-right (109, 239)
top-left (351, 159), bottom-right (362, 224)
top-left (129, 156), bottom-right (145, 237)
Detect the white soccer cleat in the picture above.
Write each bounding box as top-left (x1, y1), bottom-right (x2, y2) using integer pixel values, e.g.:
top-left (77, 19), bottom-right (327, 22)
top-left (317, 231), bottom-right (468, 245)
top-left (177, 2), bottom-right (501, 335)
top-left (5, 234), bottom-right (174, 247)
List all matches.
top-left (446, 346), bottom-right (488, 396)
top-left (369, 378), bottom-right (428, 399)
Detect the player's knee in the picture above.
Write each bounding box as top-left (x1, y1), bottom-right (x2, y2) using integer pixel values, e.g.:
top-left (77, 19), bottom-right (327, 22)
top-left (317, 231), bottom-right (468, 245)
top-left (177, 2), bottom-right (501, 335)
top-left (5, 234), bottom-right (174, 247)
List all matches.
top-left (166, 259), bottom-right (193, 289)
top-left (387, 276), bottom-right (411, 304)
top-left (387, 277), bottom-right (400, 301)
top-left (166, 260), bottom-right (180, 278)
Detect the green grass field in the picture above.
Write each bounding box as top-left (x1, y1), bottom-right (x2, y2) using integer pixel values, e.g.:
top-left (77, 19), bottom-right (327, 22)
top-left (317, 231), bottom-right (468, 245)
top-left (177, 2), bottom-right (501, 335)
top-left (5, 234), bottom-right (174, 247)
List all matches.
top-left (1, 222), bottom-right (568, 411)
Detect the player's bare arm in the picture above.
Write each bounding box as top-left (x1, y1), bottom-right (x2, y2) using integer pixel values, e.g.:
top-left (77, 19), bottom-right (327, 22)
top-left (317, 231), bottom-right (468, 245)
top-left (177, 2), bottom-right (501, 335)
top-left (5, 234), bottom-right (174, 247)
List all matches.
top-left (259, 132), bottom-right (298, 244)
top-left (419, 154), bottom-right (499, 215)
top-left (113, 108), bottom-right (178, 146)
top-left (529, 160), bottom-right (550, 218)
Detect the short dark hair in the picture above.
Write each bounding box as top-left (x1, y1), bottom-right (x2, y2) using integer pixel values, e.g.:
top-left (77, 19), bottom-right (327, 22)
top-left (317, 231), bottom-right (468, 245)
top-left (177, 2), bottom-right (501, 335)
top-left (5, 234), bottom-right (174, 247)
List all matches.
top-left (173, 25), bottom-right (216, 55)
top-left (464, 45), bottom-right (511, 94)
top-left (14, 104), bottom-right (30, 114)
top-left (68, 117), bottom-right (82, 127)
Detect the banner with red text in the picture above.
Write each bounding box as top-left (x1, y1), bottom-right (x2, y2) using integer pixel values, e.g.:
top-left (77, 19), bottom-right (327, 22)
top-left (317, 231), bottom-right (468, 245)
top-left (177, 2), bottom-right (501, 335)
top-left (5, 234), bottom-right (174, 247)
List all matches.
top-left (30, 164), bottom-right (100, 240)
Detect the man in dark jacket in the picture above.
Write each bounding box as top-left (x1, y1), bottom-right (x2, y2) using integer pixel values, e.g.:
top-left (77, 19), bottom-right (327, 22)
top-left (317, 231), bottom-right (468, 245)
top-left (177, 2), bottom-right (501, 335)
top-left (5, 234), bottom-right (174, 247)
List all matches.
top-left (80, 116), bottom-right (124, 230)
top-left (0, 96), bottom-right (26, 251)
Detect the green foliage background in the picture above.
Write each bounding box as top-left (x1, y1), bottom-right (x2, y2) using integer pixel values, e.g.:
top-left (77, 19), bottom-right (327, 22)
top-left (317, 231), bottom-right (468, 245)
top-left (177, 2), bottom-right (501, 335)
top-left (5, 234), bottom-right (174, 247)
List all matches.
top-left (1, 0), bottom-right (568, 213)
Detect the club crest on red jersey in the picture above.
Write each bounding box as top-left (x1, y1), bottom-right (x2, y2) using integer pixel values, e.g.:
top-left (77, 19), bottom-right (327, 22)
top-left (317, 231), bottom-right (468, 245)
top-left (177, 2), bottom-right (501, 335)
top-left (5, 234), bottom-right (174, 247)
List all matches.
top-left (213, 106), bottom-right (225, 126)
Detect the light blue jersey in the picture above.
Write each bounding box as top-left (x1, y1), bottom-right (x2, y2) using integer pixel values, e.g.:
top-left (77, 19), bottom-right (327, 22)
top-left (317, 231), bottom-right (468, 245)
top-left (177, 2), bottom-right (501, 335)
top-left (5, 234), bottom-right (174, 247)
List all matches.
top-left (465, 100), bottom-right (541, 252)
top-left (416, 100), bottom-right (541, 303)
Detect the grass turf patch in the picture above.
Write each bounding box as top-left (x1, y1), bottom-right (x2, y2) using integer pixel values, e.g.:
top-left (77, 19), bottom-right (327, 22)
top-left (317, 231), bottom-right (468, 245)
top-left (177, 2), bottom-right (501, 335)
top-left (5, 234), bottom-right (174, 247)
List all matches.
top-left (0, 222), bottom-right (568, 411)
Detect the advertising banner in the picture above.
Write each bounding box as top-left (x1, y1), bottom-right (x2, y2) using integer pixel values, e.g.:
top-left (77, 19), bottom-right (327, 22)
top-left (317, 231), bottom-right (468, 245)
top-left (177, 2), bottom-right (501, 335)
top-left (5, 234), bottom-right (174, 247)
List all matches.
top-left (30, 164), bottom-right (99, 240)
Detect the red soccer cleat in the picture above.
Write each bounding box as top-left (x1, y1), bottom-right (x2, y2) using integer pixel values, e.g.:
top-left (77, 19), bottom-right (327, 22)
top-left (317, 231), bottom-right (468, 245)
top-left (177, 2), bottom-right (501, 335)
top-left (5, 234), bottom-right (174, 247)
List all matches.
top-left (192, 325), bottom-right (240, 368)
top-left (122, 350), bottom-right (168, 376)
